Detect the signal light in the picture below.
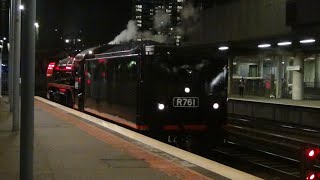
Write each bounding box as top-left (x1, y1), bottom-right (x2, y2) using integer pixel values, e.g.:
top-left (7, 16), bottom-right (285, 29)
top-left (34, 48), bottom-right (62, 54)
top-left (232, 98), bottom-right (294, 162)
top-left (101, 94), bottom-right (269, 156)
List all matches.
top-left (309, 150), bottom-right (316, 158)
top-left (307, 173), bottom-right (315, 180)
top-left (306, 148), bottom-right (320, 160)
top-left (301, 146), bottom-right (320, 180)
top-left (306, 172), bottom-right (320, 180)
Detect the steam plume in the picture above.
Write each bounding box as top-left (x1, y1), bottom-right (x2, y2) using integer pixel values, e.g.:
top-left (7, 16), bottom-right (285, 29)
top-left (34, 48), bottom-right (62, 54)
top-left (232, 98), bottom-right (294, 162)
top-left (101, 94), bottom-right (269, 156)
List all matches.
top-left (177, 2), bottom-right (200, 35)
top-left (109, 2), bottom-right (200, 44)
top-left (109, 20), bottom-right (137, 44)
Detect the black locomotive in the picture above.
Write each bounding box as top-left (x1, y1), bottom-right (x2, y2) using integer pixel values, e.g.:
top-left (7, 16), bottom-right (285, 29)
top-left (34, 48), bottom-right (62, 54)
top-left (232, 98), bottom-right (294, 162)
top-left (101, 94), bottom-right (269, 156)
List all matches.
top-left (47, 41), bottom-right (227, 148)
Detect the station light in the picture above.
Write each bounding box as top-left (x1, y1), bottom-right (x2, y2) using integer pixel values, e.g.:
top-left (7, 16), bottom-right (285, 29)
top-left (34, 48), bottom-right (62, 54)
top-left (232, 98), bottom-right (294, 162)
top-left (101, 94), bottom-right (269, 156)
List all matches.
top-left (19, 5), bottom-right (24, 10)
top-left (300, 39), bottom-right (316, 44)
top-left (34, 22), bottom-right (39, 28)
top-left (218, 46), bottom-right (229, 51)
top-left (88, 50), bottom-right (93, 54)
top-left (301, 146), bottom-right (320, 180)
top-left (258, 44), bottom-right (271, 48)
top-left (277, 41), bottom-right (292, 46)
top-left (65, 39), bottom-right (70, 43)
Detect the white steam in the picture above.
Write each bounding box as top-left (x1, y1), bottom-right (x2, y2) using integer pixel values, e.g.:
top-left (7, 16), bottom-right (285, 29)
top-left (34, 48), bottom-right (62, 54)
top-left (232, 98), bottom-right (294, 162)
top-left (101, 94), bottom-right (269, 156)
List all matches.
top-left (154, 10), bottom-right (171, 31)
top-left (138, 31), bottom-right (168, 43)
top-left (109, 2), bottom-right (200, 44)
top-left (109, 20), bottom-right (137, 44)
top-left (177, 2), bottom-right (200, 35)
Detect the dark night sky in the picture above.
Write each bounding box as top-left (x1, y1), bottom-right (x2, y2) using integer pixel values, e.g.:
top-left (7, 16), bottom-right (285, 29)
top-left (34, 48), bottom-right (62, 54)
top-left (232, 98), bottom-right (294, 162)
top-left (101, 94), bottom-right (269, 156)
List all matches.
top-left (37, 0), bottom-right (132, 48)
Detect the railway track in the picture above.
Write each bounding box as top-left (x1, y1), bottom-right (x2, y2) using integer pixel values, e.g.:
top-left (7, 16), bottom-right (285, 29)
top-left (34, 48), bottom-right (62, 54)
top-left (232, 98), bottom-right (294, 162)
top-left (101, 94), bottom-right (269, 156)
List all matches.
top-left (207, 115), bottom-right (320, 179)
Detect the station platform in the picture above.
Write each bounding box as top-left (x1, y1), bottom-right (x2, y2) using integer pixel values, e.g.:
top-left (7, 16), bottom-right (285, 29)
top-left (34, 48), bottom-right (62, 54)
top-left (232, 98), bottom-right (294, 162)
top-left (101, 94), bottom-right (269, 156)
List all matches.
top-left (0, 96), bottom-right (261, 180)
top-left (229, 95), bottom-right (320, 109)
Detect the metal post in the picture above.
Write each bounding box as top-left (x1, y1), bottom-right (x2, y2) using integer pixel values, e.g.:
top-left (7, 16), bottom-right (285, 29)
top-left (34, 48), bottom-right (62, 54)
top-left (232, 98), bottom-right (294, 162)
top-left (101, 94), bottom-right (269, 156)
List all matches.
top-left (0, 0), bottom-right (5, 99)
top-left (12, 0), bottom-right (21, 131)
top-left (20, 0), bottom-right (36, 178)
top-left (227, 57), bottom-right (233, 96)
top-left (0, 44), bottom-right (2, 98)
top-left (9, 1), bottom-right (14, 111)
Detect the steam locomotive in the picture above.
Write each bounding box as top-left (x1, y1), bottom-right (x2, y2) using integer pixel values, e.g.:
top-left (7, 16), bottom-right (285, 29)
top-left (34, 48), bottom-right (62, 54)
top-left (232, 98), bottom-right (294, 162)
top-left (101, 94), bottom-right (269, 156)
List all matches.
top-left (47, 42), bottom-right (227, 148)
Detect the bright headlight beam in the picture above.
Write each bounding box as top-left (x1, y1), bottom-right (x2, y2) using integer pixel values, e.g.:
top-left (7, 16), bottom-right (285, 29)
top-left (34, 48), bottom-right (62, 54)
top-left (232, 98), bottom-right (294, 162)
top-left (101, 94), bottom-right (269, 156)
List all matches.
top-left (184, 87), bottom-right (190, 93)
top-left (213, 103), bottom-right (219, 109)
top-left (158, 103), bottom-right (165, 110)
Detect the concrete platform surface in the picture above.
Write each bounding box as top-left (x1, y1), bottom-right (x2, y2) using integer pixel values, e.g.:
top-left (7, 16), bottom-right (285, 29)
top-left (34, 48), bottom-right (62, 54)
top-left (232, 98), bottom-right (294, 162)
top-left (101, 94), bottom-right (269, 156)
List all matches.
top-left (0, 96), bottom-right (262, 180)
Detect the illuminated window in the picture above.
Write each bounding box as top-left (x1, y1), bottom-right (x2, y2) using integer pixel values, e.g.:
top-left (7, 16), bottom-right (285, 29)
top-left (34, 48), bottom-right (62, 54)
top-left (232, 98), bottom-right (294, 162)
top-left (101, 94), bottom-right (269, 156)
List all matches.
top-left (177, 6), bottom-right (183, 10)
top-left (136, 16), bottom-right (142, 19)
top-left (136, 20), bottom-right (142, 23)
top-left (177, 0), bottom-right (184, 2)
top-left (166, 9), bottom-right (171, 13)
top-left (137, 23), bottom-right (142, 27)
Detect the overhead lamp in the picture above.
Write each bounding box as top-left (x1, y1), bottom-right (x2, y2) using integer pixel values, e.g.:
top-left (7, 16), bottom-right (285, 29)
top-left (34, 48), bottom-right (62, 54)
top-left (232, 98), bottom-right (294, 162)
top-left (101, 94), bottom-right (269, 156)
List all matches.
top-left (258, 44), bottom-right (271, 48)
top-left (34, 22), bottom-right (39, 28)
top-left (300, 39), bottom-right (316, 44)
top-left (218, 46), bottom-right (229, 51)
top-left (19, 5), bottom-right (24, 10)
top-left (277, 41), bottom-right (292, 46)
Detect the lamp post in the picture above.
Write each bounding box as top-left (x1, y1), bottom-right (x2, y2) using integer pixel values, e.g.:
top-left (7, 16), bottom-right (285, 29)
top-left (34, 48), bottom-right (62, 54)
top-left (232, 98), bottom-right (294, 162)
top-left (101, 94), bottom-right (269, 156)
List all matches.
top-left (0, 39), bottom-right (3, 98)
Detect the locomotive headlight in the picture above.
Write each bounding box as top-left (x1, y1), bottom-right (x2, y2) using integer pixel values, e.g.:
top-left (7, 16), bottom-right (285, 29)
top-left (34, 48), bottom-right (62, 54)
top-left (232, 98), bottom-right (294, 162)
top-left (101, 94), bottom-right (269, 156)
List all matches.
top-left (213, 103), bottom-right (219, 109)
top-left (158, 103), bottom-right (165, 110)
top-left (184, 87), bottom-right (190, 94)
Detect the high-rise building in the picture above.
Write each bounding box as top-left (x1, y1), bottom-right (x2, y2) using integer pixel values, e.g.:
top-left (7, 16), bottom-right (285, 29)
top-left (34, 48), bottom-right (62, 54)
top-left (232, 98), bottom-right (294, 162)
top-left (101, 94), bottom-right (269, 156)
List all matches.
top-left (132, 0), bottom-right (210, 45)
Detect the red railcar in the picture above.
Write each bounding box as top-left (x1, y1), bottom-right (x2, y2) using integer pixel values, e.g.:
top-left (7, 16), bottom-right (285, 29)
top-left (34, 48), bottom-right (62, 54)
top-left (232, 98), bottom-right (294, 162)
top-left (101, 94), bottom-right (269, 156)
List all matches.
top-left (46, 56), bottom-right (76, 107)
